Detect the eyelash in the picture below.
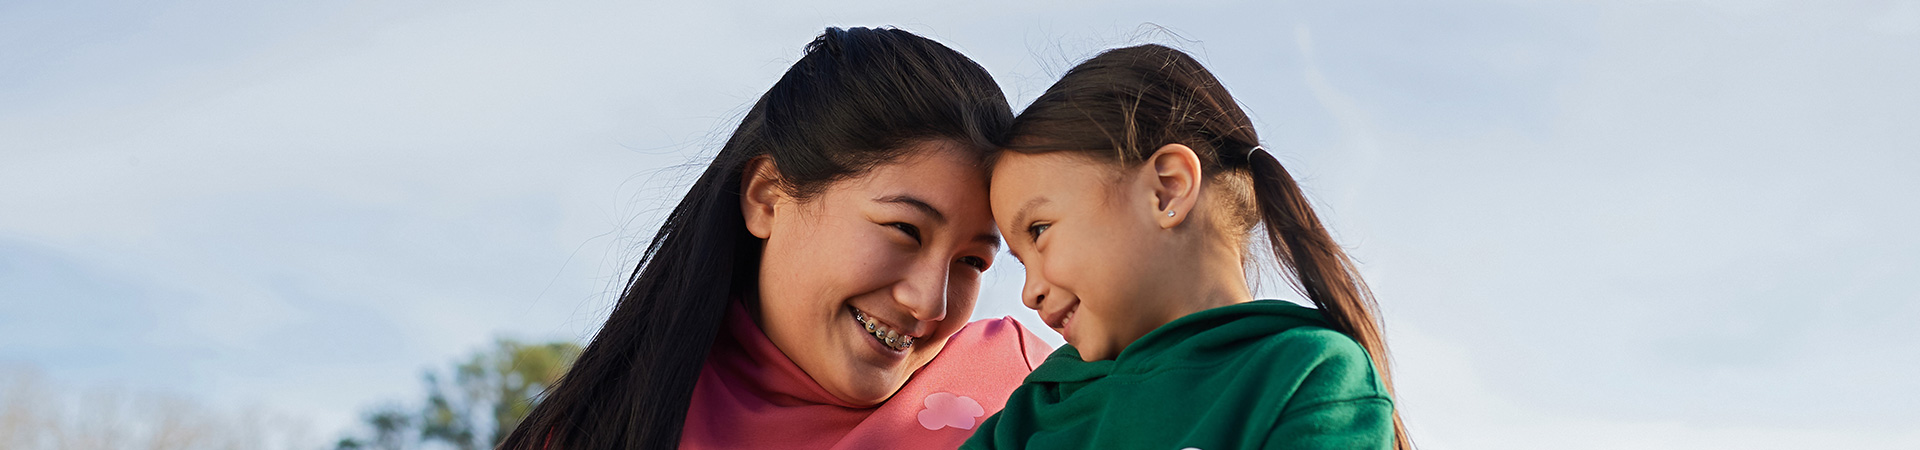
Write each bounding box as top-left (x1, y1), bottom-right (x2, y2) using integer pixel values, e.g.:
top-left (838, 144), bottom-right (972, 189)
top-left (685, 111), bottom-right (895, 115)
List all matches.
top-left (888, 222), bottom-right (921, 243)
top-left (889, 222), bottom-right (987, 271)
top-left (958, 256), bottom-right (987, 271)
top-left (1027, 223), bottom-right (1050, 241)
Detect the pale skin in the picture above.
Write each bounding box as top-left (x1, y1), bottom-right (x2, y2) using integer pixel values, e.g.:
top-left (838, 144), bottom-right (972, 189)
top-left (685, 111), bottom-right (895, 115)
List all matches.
top-left (740, 140), bottom-right (1002, 406)
top-left (991, 144), bottom-right (1256, 362)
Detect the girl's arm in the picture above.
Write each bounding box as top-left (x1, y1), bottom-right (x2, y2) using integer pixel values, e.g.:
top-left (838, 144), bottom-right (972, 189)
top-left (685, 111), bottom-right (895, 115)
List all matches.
top-left (1266, 396), bottom-right (1394, 449)
top-left (1263, 328), bottom-right (1397, 449)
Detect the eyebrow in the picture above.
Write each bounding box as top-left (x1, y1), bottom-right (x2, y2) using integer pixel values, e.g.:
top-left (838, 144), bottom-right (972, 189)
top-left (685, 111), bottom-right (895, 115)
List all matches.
top-left (873, 195), bottom-right (946, 224)
top-left (975, 232), bottom-right (1003, 252)
top-left (1009, 197), bottom-right (1050, 237)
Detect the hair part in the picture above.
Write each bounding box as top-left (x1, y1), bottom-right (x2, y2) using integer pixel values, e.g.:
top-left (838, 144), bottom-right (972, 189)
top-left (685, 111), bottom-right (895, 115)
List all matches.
top-left (497, 27), bottom-right (1011, 450)
top-left (1003, 44), bottom-right (1411, 449)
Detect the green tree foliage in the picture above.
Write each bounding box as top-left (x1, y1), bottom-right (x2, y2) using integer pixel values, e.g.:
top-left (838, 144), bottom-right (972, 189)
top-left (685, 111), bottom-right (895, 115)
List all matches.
top-left (367, 405), bottom-right (414, 450)
top-left (336, 338), bottom-right (581, 450)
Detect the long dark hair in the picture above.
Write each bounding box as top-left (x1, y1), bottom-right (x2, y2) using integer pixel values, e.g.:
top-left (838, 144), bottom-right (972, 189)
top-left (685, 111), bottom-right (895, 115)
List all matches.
top-left (1002, 44), bottom-right (1411, 449)
top-left (497, 27), bottom-right (1012, 450)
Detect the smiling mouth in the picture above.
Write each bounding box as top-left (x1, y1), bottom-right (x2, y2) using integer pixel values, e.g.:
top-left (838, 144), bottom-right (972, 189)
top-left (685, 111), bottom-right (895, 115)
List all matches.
top-left (1040, 301), bottom-right (1078, 342)
top-left (1041, 301), bottom-right (1076, 331)
top-left (851, 307), bottom-right (914, 351)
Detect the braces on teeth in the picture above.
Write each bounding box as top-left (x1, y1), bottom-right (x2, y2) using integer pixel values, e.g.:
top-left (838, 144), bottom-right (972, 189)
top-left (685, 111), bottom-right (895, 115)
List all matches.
top-left (853, 309), bottom-right (913, 350)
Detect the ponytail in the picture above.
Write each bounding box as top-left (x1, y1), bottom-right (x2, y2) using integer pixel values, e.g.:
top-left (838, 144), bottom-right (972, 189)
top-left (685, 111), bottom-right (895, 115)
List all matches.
top-left (1247, 147), bottom-right (1411, 450)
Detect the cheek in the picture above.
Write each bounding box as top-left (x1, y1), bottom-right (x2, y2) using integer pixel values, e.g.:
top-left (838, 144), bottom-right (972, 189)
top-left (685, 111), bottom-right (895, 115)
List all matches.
top-left (944, 269), bottom-right (982, 321)
top-left (761, 217), bottom-right (895, 320)
top-left (834, 229), bottom-right (921, 297)
top-left (1041, 222), bottom-right (1155, 323)
top-left (1044, 226), bottom-right (1128, 290)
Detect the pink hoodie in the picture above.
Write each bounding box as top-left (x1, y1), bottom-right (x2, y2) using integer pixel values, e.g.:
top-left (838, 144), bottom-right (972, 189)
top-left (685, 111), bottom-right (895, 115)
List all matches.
top-left (680, 301), bottom-right (1051, 449)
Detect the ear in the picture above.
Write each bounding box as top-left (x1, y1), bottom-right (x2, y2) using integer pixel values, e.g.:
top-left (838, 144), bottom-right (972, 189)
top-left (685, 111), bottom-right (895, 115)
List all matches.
top-left (740, 156), bottom-right (785, 239)
top-left (1143, 143), bottom-right (1204, 229)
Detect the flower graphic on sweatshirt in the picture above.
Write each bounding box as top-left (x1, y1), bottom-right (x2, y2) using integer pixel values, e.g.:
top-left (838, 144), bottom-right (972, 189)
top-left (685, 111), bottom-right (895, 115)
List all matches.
top-left (917, 392), bottom-right (985, 431)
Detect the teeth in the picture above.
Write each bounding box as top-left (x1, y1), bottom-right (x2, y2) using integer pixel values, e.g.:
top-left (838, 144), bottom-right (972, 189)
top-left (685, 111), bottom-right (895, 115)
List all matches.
top-left (853, 309), bottom-right (913, 351)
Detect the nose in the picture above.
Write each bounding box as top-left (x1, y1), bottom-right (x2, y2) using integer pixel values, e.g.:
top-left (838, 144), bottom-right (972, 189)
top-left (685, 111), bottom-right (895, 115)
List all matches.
top-left (1021, 263), bottom-right (1047, 312)
top-left (893, 257), bottom-right (950, 323)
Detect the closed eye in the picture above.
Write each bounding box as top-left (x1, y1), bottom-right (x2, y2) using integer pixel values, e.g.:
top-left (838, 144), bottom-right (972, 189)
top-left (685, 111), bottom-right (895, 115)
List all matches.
top-left (887, 222), bottom-right (922, 244)
top-left (958, 255), bottom-right (988, 271)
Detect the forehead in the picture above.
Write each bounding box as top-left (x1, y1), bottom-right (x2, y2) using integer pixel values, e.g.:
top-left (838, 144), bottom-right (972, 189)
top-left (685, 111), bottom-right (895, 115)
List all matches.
top-left (843, 140), bottom-right (976, 180)
top-left (989, 151), bottom-right (1112, 203)
top-left (835, 141), bottom-right (991, 207)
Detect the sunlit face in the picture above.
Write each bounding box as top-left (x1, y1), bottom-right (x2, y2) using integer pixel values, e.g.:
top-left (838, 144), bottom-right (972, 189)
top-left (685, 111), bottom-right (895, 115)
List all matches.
top-left (990, 151), bottom-right (1174, 361)
top-left (747, 141), bottom-right (1001, 406)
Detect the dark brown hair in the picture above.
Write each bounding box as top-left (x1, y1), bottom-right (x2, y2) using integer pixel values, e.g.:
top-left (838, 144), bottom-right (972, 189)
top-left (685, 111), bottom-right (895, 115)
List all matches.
top-left (1004, 44), bottom-right (1410, 449)
top-left (496, 27), bottom-right (1011, 450)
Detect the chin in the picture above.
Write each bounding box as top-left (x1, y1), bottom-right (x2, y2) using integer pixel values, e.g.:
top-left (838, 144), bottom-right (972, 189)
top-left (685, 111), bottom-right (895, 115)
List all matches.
top-left (823, 335), bottom-right (945, 405)
top-left (1074, 341), bottom-right (1114, 362)
top-left (832, 353), bottom-right (915, 403)
top-left (828, 373), bottom-right (907, 406)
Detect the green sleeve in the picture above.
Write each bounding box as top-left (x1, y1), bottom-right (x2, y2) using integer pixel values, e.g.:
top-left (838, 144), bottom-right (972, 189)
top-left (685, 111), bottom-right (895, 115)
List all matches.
top-left (1261, 328), bottom-right (1396, 449)
top-left (1264, 397), bottom-right (1394, 449)
top-left (959, 410), bottom-right (1002, 450)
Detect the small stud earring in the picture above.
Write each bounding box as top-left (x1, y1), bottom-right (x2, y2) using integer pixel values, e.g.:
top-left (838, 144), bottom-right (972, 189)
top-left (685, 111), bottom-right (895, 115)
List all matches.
top-left (1167, 210), bottom-right (1176, 217)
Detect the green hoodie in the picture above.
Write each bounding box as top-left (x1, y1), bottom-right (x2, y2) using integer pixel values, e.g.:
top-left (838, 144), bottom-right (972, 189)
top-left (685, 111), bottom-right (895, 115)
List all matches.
top-left (960, 300), bottom-right (1394, 450)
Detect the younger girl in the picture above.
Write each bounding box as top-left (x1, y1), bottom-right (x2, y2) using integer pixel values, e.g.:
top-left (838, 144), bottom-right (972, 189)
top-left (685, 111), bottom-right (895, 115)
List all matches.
top-left (964, 45), bottom-right (1409, 449)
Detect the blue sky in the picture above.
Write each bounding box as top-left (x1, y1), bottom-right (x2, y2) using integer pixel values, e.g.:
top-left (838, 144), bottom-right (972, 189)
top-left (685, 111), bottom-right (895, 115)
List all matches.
top-left (2, 0), bottom-right (1917, 448)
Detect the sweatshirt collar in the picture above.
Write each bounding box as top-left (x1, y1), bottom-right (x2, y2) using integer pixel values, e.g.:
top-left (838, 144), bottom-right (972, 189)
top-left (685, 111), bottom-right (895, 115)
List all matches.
top-left (1024, 299), bottom-right (1328, 384)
